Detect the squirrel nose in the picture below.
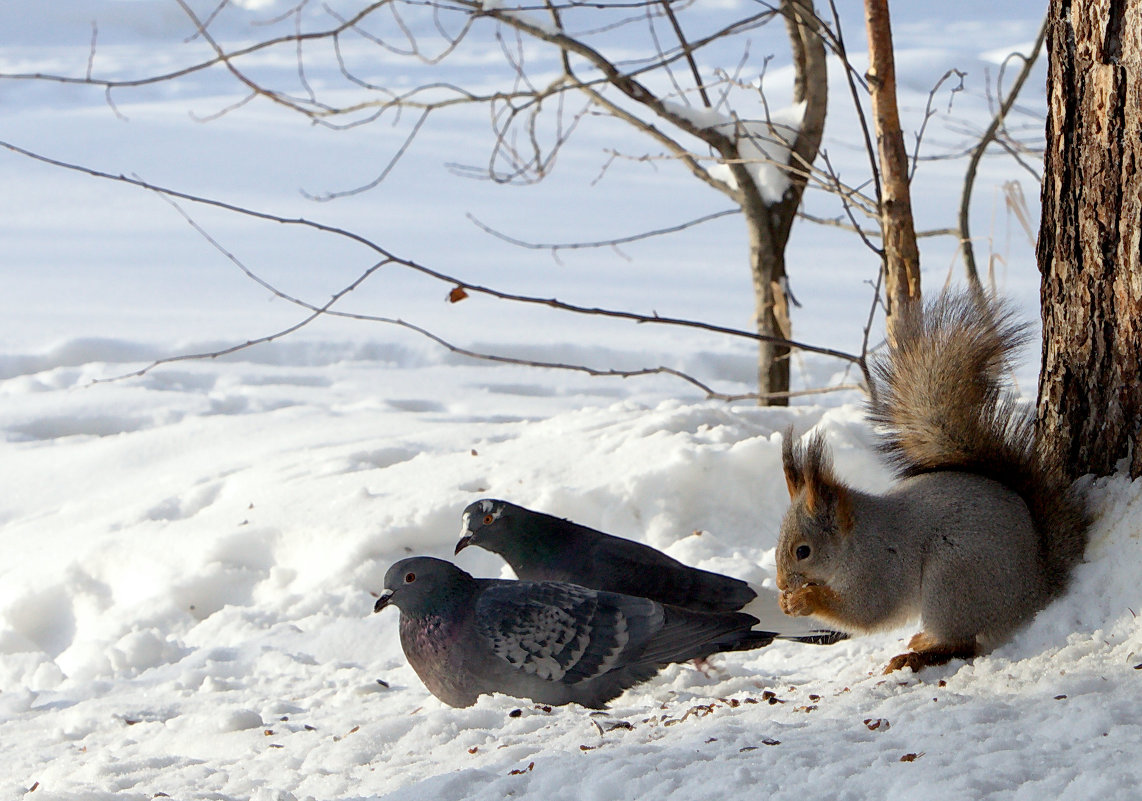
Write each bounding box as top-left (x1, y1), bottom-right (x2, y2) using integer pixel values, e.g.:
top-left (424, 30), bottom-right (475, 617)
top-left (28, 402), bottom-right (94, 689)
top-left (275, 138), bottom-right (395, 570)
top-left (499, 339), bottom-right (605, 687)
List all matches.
top-left (776, 567), bottom-right (791, 591)
top-left (776, 569), bottom-right (807, 592)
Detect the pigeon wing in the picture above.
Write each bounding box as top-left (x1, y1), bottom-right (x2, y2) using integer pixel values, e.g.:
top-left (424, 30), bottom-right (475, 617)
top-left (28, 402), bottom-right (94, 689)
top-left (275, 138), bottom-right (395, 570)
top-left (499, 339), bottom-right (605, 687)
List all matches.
top-left (581, 534), bottom-right (757, 613)
top-left (474, 581), bottom-right (661, 685)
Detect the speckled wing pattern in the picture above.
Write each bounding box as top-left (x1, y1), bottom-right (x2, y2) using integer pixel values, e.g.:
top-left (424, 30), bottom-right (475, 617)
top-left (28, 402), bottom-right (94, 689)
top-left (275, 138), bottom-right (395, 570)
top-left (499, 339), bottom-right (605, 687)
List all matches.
top-left (474, 581), bottom-right (660, 684)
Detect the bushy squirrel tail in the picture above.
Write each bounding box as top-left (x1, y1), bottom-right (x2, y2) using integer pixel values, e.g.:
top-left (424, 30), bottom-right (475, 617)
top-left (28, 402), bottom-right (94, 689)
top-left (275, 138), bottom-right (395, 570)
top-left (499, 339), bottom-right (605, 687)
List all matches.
top-left (868, 290), bottom-right (1088, 597)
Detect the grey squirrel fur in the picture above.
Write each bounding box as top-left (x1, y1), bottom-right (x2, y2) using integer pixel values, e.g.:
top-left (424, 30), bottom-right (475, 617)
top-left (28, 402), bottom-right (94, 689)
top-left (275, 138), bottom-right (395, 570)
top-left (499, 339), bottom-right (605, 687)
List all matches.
top-left (775, 291), bottom-right (1090, 673)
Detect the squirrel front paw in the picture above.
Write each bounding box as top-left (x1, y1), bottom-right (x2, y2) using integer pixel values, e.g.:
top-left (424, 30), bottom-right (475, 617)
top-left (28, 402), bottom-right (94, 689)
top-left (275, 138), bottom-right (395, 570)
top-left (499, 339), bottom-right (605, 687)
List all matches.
top-left (779, 584), bottom-right (827, 617)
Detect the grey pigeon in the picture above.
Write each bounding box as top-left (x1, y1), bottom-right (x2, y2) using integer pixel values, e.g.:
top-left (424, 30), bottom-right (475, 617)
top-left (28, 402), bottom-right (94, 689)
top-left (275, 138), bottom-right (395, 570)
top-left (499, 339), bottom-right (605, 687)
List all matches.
top-left (373, 556), bottom-right (776, 708)
top-left (455, 498), bottom-right (844, 644)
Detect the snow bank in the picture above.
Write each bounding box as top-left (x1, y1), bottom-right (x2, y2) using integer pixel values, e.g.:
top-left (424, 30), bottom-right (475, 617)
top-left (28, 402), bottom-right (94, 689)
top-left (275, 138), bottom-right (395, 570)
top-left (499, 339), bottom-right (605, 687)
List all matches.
top-left (1, 350), bottom-right (1140, 800)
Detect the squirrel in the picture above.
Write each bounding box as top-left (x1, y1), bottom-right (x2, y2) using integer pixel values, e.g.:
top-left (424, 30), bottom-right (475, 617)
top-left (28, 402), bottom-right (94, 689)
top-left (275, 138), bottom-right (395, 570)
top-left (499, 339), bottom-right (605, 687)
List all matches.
top-left (775, 290), bottom-right (1090, 674)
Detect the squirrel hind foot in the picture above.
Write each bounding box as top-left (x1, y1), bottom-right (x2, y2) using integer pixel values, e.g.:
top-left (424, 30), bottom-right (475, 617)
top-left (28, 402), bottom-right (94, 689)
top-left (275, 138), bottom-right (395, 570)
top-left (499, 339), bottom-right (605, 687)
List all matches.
top-left (883, 634), bottom-right (977, 674)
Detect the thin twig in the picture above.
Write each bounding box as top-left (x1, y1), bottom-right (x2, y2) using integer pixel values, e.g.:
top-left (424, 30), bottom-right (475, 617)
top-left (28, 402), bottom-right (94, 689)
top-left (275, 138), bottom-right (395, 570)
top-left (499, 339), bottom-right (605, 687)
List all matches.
top-left (302, 108), bottom-right (432, 200)
top-left (94, 257), bottom-right (391, 383)
top-left (959, 12), bottom-right (1048, 290)
top-left (0, 140), bottom-right (865, 371)
top-left (467, 208), bottom-right (740, 251)
top-left (86, 22), bottom-right (98, 81)
top-left (858, 265), bottom-right (885, 399)
top-left (797, 209), bottom-right (956, 240)
top-left (659, 0), bottom-right (712, 108)
top-left (909, 68), bottom-right (965, 181)
top-left (828, 0), bottom-right (882, 209)
top-left (118, 189), bottom-right (864, 401)
top-left (818, 150), bottom-right (883, 257)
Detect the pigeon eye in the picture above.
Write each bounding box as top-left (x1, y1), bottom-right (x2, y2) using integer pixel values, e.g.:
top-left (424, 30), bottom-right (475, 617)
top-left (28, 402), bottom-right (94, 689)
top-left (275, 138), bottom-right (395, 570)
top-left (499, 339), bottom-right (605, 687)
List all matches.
top-left (483, 514), bottom-right (494, 525)
top-left (403, 572), bottom-right (416, 583)
top-left (795, 545), bottom-right (811, 561)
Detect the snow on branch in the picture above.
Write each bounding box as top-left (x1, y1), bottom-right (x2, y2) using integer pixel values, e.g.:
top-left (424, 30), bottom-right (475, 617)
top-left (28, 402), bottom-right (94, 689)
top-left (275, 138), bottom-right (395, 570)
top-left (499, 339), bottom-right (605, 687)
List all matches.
top-left (663, 100), bottom-right (807, 204)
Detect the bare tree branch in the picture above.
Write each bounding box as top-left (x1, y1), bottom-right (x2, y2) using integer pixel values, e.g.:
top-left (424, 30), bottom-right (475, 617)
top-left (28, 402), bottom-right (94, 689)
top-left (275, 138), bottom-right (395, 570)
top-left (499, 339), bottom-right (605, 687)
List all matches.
top-left (909, 68), bottom-right (966, 181)
top-left (817, 150), bottom-right (884, 258)
top-left (86, 21), bottom-right (99, 81)
top-left (5, 1), bottom-right (905, 403)
top-left (959, 12), bottom-right (1049, 290)
top-left (826, 0), bottom-right (881, 207)
top-left (657, 0), bottom-right (713, 109)
top-left (798, 210), bottom-right (957, 240)
top-left (466, 208), bottom-right (740, 252)
top-left (94, 256), bottom-right (392, 383)
top-left (302, 108), bottom-right (432, 200)
top-left (114, 183), bottom-right (865, 402)
top-left (0, 139), bottom-right (864, 372)
top-left (1, 2), bottom-right (390, 92)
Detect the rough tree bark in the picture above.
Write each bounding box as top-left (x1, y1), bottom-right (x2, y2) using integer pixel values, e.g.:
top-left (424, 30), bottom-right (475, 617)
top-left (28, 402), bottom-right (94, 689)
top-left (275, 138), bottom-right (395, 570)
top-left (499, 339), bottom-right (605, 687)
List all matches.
top-left (751, 0), bottom-right (828, 405)
top-left (1038, 0), bottom-right (1142, 480)
top-left (863, 0), bottom-right (921, 342)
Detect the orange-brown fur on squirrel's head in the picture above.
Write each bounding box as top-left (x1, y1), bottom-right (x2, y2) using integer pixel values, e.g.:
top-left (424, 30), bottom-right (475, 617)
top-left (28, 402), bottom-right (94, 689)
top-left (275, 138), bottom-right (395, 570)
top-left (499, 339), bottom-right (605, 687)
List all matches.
top-left (776, 429), bottom-right (853, 595)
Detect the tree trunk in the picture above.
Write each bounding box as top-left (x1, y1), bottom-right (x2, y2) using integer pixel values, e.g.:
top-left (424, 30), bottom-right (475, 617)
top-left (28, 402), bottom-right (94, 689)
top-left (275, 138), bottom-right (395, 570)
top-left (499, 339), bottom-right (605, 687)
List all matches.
top-left (1038, 0), bottom-right (1142, 480)
top-left (751, 0), bottom-right (828, 405)
top-left (748, 213), bottom-right (787, 405)
top-left (863, 0), bottom-right (921, 342)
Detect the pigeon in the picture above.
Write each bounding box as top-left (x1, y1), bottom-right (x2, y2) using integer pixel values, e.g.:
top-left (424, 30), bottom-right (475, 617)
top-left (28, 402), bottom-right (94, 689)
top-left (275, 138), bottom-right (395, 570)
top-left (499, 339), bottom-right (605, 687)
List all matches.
top-left (455, 498), bottom-right (845, 644)
top-left (372, 556), bottom-right (777, 708)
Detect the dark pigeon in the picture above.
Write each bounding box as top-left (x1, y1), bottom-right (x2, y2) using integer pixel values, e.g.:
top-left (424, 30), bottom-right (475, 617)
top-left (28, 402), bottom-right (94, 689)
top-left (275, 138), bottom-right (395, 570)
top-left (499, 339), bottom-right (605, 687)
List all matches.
top-left (373, 556), bottom-right (777, 708)
top-left (455, 498), bottom-right (845, 644)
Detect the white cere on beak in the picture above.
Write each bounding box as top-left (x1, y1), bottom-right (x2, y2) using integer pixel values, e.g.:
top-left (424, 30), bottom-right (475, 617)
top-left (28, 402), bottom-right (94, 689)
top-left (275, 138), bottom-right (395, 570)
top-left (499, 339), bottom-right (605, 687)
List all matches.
top-left (373, 588), bottom-right (395, 614)
top-left (460, 512), bottom-right (471, 536)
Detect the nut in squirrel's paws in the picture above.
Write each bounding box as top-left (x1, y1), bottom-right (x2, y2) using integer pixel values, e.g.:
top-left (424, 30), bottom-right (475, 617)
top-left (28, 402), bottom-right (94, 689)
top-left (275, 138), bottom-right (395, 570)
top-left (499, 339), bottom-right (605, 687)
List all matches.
top-left (779, 584), bottom-right (824, 617)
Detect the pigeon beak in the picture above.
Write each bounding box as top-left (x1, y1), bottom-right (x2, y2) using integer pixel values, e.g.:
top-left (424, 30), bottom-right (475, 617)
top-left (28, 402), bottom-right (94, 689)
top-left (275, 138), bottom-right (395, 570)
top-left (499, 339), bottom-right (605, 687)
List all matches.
top-left (373, 589), bottom-right (394, 614)
top-left (455, 513), bottom-right (473, 555)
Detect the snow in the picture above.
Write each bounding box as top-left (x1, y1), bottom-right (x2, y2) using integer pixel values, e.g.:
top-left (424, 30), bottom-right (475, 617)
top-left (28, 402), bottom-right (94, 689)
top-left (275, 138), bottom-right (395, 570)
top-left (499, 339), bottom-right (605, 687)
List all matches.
top-left (662, 99), bottom-right (805, 203)
top-left (5, 2), bottom-right (1141, 800)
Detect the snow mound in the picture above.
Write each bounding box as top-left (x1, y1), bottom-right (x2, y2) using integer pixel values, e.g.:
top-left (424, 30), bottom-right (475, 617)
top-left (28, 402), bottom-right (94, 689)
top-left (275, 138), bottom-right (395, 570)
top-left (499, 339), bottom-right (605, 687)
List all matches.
top-left (1, 351), bottom-right (1140, 800)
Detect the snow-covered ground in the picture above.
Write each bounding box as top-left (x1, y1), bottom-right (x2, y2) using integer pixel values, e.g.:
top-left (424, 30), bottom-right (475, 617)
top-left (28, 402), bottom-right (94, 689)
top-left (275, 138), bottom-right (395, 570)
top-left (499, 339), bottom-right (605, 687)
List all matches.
top-left (3, 2), bottom-right (1140, 800)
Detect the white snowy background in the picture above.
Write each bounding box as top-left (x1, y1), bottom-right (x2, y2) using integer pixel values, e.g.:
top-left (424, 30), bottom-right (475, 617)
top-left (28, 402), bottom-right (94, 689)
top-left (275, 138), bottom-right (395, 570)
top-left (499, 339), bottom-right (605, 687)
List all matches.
top-left (2, 2), bottom-right (1140, 799)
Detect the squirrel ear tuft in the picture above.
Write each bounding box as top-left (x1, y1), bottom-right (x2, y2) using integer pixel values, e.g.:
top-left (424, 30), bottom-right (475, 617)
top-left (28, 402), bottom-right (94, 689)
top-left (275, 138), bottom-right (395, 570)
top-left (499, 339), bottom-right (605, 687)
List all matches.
top-left (782, 427), bottom-right (804, 499)
top-left (788, 429), bottom-right (854, 533)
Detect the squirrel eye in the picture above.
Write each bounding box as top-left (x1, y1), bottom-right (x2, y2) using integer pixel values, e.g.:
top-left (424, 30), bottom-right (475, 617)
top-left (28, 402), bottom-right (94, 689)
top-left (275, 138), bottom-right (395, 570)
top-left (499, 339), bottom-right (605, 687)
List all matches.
top-left (403, 572), bottom-right (416, 583)
top-left (795, 545), bottom-right (812, 561)
top-left (483, 514), bottom-right (494, 525)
